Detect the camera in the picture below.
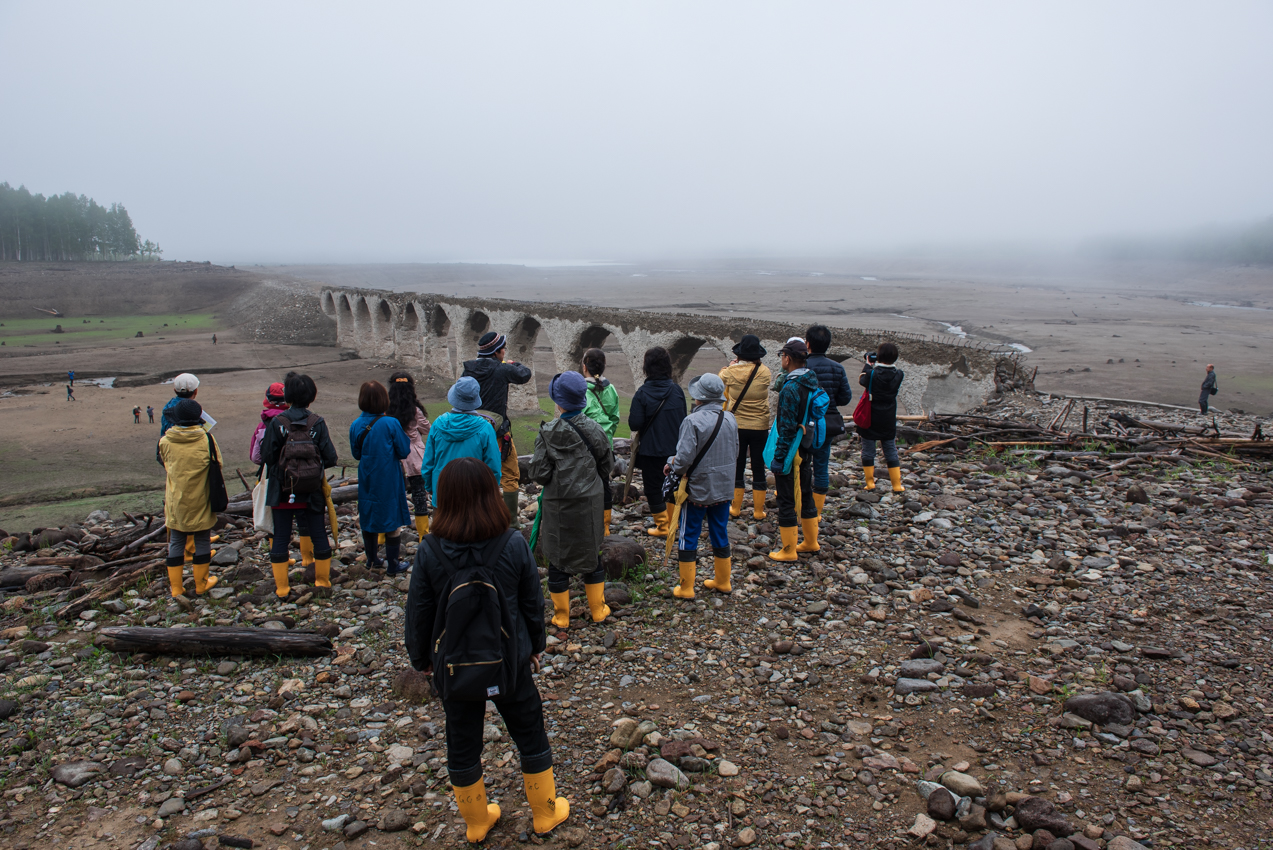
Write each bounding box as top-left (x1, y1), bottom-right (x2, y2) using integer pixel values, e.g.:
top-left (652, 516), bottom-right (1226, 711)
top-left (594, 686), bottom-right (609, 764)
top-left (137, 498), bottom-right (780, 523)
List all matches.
top-left (865, 351), bottom-right (878, 363)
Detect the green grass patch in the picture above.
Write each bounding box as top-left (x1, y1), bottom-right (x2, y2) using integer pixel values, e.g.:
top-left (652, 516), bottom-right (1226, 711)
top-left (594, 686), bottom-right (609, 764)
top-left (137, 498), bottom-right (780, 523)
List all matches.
top-left (0, 313), bottom-right (218, 346)
top-left (0, 489), bottom-right (163, 534)
top-left (507, 395), bottom-right (638, 453)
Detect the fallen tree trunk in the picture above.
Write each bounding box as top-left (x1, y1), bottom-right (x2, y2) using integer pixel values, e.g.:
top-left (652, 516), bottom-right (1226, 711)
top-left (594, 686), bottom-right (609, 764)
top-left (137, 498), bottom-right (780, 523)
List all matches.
top-left (1, 566), bottom-right (71, 588)
top-left (97, 626), bottom-right (334, 657)
top-left (24, 555), bottom-right (104, 570)
top-left (222, 483), bottom-right (358, 517)
top-left (55, 561), bottom-right (164, 620)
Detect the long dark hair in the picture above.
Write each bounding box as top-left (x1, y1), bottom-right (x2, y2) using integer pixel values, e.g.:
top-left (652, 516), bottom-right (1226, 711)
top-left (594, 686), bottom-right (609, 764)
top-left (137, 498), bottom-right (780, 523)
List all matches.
top-left (387, 371), bottom-right (426, 431)
top-left (642, 346), bottom-right (672, 381)
top-left (431, 457), bottom-right (510, 542)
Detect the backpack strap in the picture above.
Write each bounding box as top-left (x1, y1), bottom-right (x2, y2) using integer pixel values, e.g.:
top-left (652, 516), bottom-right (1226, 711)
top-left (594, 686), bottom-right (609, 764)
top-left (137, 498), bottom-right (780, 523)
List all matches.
top-left (563, 417), bottom-right (606, 478)
top-left (351, 414), bottom-right (383, 456)
top-left (730, 363), bottom-right (761, 414)
top-left (424, 529), bottom-right (516, 588)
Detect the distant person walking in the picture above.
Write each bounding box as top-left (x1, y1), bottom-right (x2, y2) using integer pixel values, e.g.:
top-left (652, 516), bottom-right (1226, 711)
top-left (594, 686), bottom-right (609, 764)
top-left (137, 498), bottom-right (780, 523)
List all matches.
top-left (133, 406), bottom-right (141, 423)
top-left (628, 346), bottom-right (687, 537)
top-left (67, 370), bottom-right (74, 387)
top-left (161, 373), bottom-right (201, 436)
top-left (668, 374), bottom-right (738, 598)
top-left (1199, 364), bottom-right (1218, 414)
top-left (258, 373), bottom-right (339, 599)
top-left (66, 383), bottom-right (75, 402)
top-left (157, 399), bottom-right (221, 598)
top-left (404, 458), bottom-right (570, 842)
top-left (805, 325), bottom-right (853, 520)
top-left (461, 332), bottom-right (532, 523)
top-left (420, 377), bottom-right (503, 505)
top-left (388, 371), bottom-right (432, 539)
top-left (858, 343), bottom-right (906, 493)
top-left (532, 371), bottom-right (613, 629)
top-left (147, 405), bottom-right (154, 424)
top-left (581, 348), bottom-right (619, 534)
top-left (719, 334), bottom-right (771, 520)
top-left (212, 333), bottom-right (217, 345)
top-left (351, 381), bottom-right (412, 575)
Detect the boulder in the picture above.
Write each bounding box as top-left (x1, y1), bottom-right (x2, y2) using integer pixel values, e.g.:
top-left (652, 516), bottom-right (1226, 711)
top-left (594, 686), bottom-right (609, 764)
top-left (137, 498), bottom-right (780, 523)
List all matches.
top-left (1063, 692), bottom-right (1135, 727)
top-left (939, 770), bottom-right (983, 798)
top-left (926, 787), bottom-right (957, 820)
top-left (898, 658), bottom-right (944, 678)
top-left (51, 761), bottom-right (105, 788)
top-left (601, 537), bottom-right (646, 580)
top-left (1013, 796), bottom-right (1074, 837)
top-left (646, 758), bottom-right (689, 790)
top-left (390, 669), bottom-right (433, 704)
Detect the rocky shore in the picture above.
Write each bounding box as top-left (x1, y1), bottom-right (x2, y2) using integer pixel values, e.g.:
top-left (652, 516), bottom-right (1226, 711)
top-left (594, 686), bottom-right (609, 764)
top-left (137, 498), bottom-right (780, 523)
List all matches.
top-left (0, 396), bottom-right (1269, 849)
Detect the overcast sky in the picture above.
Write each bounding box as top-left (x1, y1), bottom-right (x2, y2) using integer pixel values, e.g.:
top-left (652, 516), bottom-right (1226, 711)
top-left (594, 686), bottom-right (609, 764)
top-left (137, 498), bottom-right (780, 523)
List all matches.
top-left (2, 3), bottom-right (1271, 263)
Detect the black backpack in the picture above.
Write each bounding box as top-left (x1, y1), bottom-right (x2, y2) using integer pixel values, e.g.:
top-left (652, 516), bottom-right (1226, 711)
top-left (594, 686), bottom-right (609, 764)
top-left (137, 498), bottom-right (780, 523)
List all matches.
top-left (424, 529), bottom-right (518, 702)
top-left (278, 414), bottom-right (324, 496)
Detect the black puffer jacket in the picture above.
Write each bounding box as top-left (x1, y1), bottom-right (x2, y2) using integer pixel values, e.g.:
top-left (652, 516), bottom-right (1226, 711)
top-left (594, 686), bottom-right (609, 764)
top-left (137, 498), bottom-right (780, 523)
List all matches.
top-left (628, 378), bottom-right (687, 458)
top-left (405, 532), bottom-right (545, 673)
top-left (806, 353), bottom-right (852, 436)
top-left (857, 364), bottom-right (904, 441)
top-left (460, 357), bottom-right (533, 421)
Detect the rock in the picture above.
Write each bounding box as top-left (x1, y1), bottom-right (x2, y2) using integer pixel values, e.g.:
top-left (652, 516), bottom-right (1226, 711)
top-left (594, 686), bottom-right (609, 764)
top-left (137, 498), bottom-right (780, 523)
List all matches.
top-left (939, 770), bottom-right (983, 798)
top-left (386, 744), bottom-right (414, 763)
top-left (1013, 796), bottom-right (1074, 836)
top-left (646, 758), bottom-right (690, 790)
top-left (967, 835), bottom-right (1001, 850)
top-left (217, 837), bottom-right (254, 849)
top-left (0, 699), bottom-right (16, 720)
top-left (1125, 484), bottom-right (1149, 504)
top-left (960, 803), bottom-right (987, 831)
top-left (610, 718), bottom-right (638, 748)
top-left (932, 495), bottom-right (972, 510)
top-left (377, 809), bottom-right (410, 831)
top-left (908, 812), bottom-right (938, 838)
top-left (1063, 692), bottom-right (1135, 726)
top-left (162, 758), bottom-right (184, 776)
top-left (211, 547), bottom-right (240, 565)
top-left (629, 780), bottom-right (653, 799)
top-left (898, 658), bottom-right (944, 677)
top-left (601, 536), bottom-right (646, 580)
top-left (216, 661), bottom-right (238, 675)
top-left (604, 582), bottom-right (632, 606)
top-left (732, 826), bottom-right (756, 846)
top-left (157, 797), bottom-right (186, 817)
top-left (344, 820), bottom-right (369, 838)
top-left (927, 787), bottom-right (957, 820)
top-left (51, 761), bottom-right (104, 788)
top-left (1181, 748), bottom-right (1218, 767)
top-left (109, 756), bottom-right (146, 777)
top-left (717, 759), bottom-right (739, 777)
top-left (937, 552), bottom-right (962, 566)
top-left (895, 677), bottom-right (938, 695)
top-left (322, 814), bottom-right (350, 831)
top-left (1106, 839), bottom-right (1149, 850)
top-left (603, 768), bottom-right (626, 793)
top-left (390, 669), bottom-right (432, 703)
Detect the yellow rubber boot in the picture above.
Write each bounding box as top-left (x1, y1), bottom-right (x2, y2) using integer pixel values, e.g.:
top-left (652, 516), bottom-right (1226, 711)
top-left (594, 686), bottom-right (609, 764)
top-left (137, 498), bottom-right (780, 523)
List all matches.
top-left (603, 509), bottom-right (611, 536)
top-left (314, 557), bottom-right (332, 590)
top-left (192, 563), bottom-right (218, 595)
top-left (888, 466), bottom-right (905, 493)
top-left (264, 537), bottom-right (296, 566)
top-left (298, 535), bottom-right (314, 567)
top-left (453, 777), bottom-right (501, 843)
top-left (271, 560), bottom-right (291, 599)
top-left (704, 556), bottom-right (732, 593)
top-left (769, 525), bottom-right (798, 562)
top-left (377, 533), bottom-right (385, 545)
top-left (672, 560), bottom-right (696, 599)
top-left (863, 466), bottom-right (875, 490)
top-left (584, 582), bottom-right (610, 623)
top-left (796, 517), bottom-right (820, 553)
top-left (184, 536), bottom-right (194, 564)
top-left (167, 566), bottom-right (185, 598)
top-left (752, 490), bottom-right (767, 520)
top-left (550, 591), bottom-right (570, 629)
top-left (414, 515), bottom-right (430, 537)
top-left (812, 492), bottom-right (826, 520)
top-left (523, 768), bottom-right (570, 835)
top-left (729, 488), bottom-right (745, 518)
top-left (647, 509), bottom-right (669, 537)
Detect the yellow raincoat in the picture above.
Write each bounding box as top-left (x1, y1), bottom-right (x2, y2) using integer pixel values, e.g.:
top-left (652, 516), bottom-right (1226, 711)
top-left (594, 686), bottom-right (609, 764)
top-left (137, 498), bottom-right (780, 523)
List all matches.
top-left (159, 425), bottom-right (220, 533)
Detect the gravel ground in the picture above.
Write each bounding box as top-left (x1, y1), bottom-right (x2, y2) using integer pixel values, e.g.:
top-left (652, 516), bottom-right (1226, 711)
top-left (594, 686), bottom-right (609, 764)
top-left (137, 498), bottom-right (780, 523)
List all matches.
top-left (1, 395), bottom-right (1270, 850)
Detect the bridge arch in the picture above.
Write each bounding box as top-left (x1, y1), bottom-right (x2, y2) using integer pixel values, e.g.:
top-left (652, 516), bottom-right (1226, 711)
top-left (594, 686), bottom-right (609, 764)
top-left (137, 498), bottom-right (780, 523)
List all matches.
top-left (372, 298), bottom-right (396, 359)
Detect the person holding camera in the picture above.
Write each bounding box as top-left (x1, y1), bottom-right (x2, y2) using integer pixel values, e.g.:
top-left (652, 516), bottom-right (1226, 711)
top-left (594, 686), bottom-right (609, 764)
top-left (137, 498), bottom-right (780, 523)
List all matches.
top-left (804, 325), bottom-right (852, 519)
top-left (858, 343), bottom-right (905, 492)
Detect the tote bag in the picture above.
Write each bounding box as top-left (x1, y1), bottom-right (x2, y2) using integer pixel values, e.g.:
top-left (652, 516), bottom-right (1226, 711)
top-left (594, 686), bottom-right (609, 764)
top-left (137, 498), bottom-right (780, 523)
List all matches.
top-left (252, 470), bottom-right (273, 532)
top-left (852, 369), bottom-right (873, 430)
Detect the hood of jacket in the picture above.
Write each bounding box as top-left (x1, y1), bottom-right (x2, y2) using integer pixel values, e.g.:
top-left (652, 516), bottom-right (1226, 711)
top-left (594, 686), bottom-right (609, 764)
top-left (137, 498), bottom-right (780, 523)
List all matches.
top-left (433, 410), bottom-right (493, 442)
top-left (640, 377), bottom-right (678, 400)
top-left (786, 369), bottom-right (822, 393)
top-left (260, 406), bottom-right (286, 424)
top-left (163, 424), bottom-right (208, 445)
top-left (587, 376), bottom-right (611, 391)
top-left (540, 414), bottom-right (596, 451)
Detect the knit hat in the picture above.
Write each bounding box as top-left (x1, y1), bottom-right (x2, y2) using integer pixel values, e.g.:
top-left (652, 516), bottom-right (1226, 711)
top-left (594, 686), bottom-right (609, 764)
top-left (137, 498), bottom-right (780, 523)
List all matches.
top-left (173, 373), bottom-right (200, 395)
top-left (173, 399), bottom-right (203, 426)
top-left (732, 334), bottom-right (766, 361)
top-left (549, 371), bottom-right (587, 412)
top-left (780, 339), bottom-right (808, 360)
top-left (688, 373), bottom-right (725, 403)
top-left (477, 332), bottom-right (507, 357)
top-left (265, 382), bottom-right (286, 403)
top-left (447, 377), bottom-right (482, 411)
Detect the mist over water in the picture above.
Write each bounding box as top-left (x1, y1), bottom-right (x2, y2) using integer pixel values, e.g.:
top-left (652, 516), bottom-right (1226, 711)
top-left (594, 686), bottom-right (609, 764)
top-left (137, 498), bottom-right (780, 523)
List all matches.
top-left (1, 3), bottom-right (1271, 264)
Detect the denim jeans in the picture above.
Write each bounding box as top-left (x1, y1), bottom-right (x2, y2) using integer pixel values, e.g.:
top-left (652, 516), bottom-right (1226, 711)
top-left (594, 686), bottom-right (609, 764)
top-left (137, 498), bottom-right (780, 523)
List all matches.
top-left (810, 438), bottom-right (833, 493)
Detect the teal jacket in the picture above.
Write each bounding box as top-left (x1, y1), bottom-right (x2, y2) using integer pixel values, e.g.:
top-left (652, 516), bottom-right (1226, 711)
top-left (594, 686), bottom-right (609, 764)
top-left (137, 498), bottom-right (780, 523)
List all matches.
top-left (419, 410), bottom-right (502, 500)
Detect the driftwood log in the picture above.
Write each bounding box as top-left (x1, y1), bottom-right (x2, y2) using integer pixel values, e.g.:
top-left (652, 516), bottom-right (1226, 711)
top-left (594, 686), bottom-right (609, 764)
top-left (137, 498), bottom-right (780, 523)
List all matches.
top-left (1, 566), bottom-right (71, 588)
top-left (55, 561), bottom-right (164, 620)
top-left (97, 627), bottom-right (334, 657)
top-left (223, 483), bottom-right (358, 517)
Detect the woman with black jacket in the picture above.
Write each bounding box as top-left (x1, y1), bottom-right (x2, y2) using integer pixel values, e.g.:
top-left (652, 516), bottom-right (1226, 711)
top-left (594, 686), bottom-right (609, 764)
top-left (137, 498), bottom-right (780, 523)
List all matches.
top-left (627, 346), bottom-right (687, 537)
top-left (404, 457), bottom-right (568, 843)
top-left (857, 342), bottom-right (906, 493)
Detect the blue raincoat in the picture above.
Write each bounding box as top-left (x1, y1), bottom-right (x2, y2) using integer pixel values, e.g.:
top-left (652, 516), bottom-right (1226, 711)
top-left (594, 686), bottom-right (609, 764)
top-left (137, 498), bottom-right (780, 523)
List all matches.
top-left (350, 412), bottom-right (412, 534)
top-left (419, 410), bottom-right (502, 501)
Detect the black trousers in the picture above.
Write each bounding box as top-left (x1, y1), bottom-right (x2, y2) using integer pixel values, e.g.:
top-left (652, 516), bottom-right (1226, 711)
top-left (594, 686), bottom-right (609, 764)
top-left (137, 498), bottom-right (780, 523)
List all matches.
top-left (406, 474), bottom-right (430, 517)
top-left (775, 446), bottom-right (816, 527)
top-left (734, 428), bottom-right (768, 490)
top-left (637, 454), bottom-right (669, 514)
top-left (444, 666), bottom-right (553, 787)
top-left (547, 560), bottom-right (605, 593)
top-left (270, 508), bottom-right (331, 561)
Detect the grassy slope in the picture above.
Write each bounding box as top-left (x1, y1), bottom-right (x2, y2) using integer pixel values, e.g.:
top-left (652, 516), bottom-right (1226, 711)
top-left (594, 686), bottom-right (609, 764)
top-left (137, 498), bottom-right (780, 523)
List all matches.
top-left (0, 313), bottom-right (216, 347)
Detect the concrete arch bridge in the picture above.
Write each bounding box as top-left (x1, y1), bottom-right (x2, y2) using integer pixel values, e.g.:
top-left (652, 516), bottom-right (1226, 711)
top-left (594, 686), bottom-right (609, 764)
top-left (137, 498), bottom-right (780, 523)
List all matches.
top-left (319, 289), bottom-right (1027, 415)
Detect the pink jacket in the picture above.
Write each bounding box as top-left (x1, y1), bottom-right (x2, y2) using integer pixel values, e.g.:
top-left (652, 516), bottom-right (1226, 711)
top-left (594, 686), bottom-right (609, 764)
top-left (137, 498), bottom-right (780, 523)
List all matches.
top-left (400, 407), bottom-right (430, 477)
top-left (250, 404), bottom-right (289, 465)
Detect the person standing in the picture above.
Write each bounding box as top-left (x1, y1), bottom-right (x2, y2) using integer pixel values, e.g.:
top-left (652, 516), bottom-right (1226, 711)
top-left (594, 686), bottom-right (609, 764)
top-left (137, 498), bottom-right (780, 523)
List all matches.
top-left (405, 458), bottom-right (569, 842)
top-left (157, 399), bottom-right (221, 598)
top-left (627, 347), bottom-right (687, 537)
top-left (768, 340), bottom-right (821, 561)
top-left (719, 334), bottom-right (771, 520)
top-left (66, 383), bottom-right (75, 402)
top-left (420, 377), bottom-right (502, 504)
top-left (1199, 364), bottom-right (1218, 414)
top-left (212, 333), bottom-right (217, 345)
top-left (68, 370), bottom-right (74, 387)
top-left (161, 373), bottom-right (201, 436)
top-left (531, 371), bottom-right (613, 629)
top-left (133, 406), bottom-right (141, 423)
top-left (461, 331), bottom-right (532, 523)
top-left (581, 348), bottom-right (620, 533)
top-left (351, 381), bottom-right (412, 574)
top-left (858, 343), bottom-right (906, 493)
top-left (667, 374), bottom-right (738, 598)
top-left (804, 325), bottom-right (852, 520)
top-left (388, 371), bottom-right (432, 538)
top-left (147, 405), bottom-right (154, 424)
top-left (258, 373), bottom-right (339, 599)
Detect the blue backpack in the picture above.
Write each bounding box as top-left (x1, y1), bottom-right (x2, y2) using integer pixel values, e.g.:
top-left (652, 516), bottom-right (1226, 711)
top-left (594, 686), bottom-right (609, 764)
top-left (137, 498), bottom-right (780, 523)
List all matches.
top-left (763, 379), bottom-right (831, 473)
